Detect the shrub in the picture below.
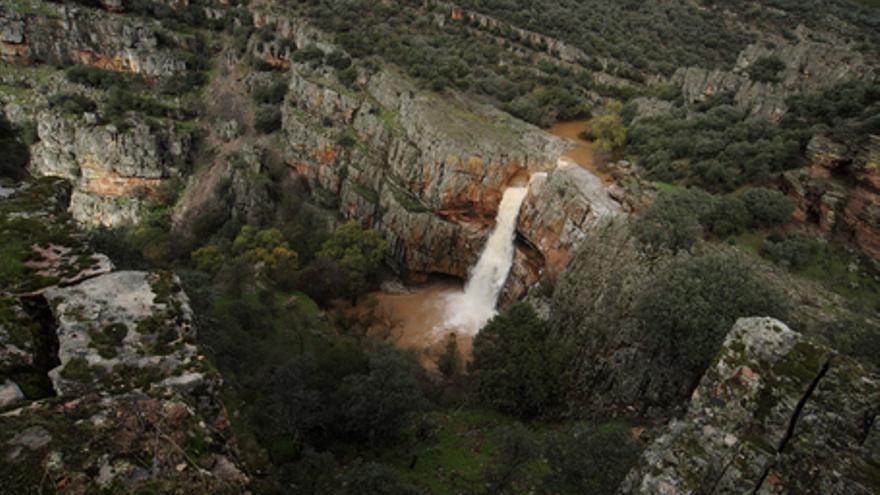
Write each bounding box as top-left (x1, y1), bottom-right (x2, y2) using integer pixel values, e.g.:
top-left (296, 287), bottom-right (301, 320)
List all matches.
top-left (471, 303), bottom-right (567, 417)
top-left (47, 93), bottom-right (96, 115)
top-left (65, 66), bottom-right (129, 89)
top-left (742, 187), bottom-right (795, 227)
top-left (251, 80), bottom-right (287, 105)
top-left (542, 424), bottom-right (642, 495)
top-left (703, 195), bottom-right (749, 237)
top-left (255, 106), bottom-right (282, 134)
top-left (635, 254), bottom-right (788, 378)
top-left (748, 56), bottom-right (786, 83)
top-left (633, 188), bottom-right (713, 253)
top-left (760, 233), bottom-right (822, 269)
top-left (0, 115), bottom-right (30, 180)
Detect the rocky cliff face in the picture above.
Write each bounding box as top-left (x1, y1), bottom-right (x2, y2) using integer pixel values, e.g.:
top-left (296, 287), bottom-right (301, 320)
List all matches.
top-left (674, 26), bottom-right (876, 121)
top-left (0, 179), bottom-right (248, 493)
top-left (30, 111), bottom-right (191, 227)
top-left (277, 33), bottom-right (586, 281)
top-left (783, 134), bottom-right (880, 260)
top-left (621, 317), bottom-right (880, 495)
top-left (0, 4), bottom-right (186, 77)
top-left (253, 10), bottom-right (625, 289)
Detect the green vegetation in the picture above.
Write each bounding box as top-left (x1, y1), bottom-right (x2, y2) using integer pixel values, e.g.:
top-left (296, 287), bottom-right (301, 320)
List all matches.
top-left (471, 304), bottom-right (568, 418)
top-left (635, 253), bottom-right (789, 377)
top-left (748, 55), bottom-right (787, 83)
top-left (628, 96), bottom-right (803, 191)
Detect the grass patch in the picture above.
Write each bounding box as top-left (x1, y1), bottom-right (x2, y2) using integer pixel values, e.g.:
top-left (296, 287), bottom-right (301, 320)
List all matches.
top-left (379, 408), bottom-right (524, 494)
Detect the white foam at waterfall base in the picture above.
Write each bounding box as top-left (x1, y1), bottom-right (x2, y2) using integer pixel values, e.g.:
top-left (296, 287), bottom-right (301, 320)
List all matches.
top-left (438, 186), bottom-right (530, 336)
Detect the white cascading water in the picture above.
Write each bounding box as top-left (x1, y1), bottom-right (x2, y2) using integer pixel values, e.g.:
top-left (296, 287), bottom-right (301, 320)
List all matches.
top-left (439, 185), bottom-right (531, 336)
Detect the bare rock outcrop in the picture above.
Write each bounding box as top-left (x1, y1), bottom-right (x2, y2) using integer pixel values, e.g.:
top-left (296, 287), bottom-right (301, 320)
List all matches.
top-left (674, 26), bottom-right (875, 121)
top-left (0, 178), bottom-right (248, 492)
top-left (0, 5), bottom-right (186, 77)
top-left (783, 134), bottom-right (880, 260)
top-left (621, 317), bottom-right (879, 495)
top-left (30, 111), bottom-right (191, 227)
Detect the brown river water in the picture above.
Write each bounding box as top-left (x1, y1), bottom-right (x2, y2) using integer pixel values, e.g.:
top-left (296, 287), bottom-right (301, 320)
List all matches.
top-left (366, 280), bottom-right (472, 371)
top-left (546, 119), bottom-right (613, 183)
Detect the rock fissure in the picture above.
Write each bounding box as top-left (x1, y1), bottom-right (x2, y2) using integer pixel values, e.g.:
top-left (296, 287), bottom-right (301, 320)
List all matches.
top-left (751, 356), bottom-right (833, 495)
top-left (17, 295), bottom-right (60, 400)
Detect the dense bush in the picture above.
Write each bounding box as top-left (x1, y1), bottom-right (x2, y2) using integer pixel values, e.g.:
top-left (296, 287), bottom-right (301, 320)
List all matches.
top-left (47, 93), bottom-right (97, 115)
top-left (471, 304), bottom-right (568, 417)
top-left (629, 101), bottom-right (803, 191)
top-left (255, 106), bottom-right (283, 134)
top-left (66, 66), bottom-right (131, 90)
top-left (635, 254), bottom-right (789, 378)
top-left (748, 56), bottom-right (786, 83)
top-left (760, 233), bottom-right (822, 269)
top-left (633, 188), bottom-right (713, 253)
top-left (541, 424), bottom-right (642, 495)
top-left (252, 80), bottom-right (287, 105)
top-left (742, 187), bottom-right (795, 227)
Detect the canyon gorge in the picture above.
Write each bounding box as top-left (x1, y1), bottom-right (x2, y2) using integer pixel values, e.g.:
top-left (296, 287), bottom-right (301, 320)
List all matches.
top-left (1, 0), bottom-right (879, 493)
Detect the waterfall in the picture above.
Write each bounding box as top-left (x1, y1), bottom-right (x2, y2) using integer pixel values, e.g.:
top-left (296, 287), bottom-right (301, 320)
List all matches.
top-left (440, 185), bottom-right (530, 336)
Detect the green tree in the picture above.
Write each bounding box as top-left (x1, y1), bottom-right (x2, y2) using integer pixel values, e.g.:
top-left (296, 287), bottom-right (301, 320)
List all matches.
top-left (316, 221), bottom-right (387, 302)
top-left (742, 187), bottom-right (795, 227)
top-left (580, 101), bottom-right (626, 152)
top-left (470, 303), bottom-right (566, 417)
top-left (541, 424), bottom-right (642, 495)
top-left (337, 344), bottom-right (426, 445)
top-left (633, 188), bottom-right (713, 253)
top-left (484, 424), bottom-right (540, 494)
top-left (635, 254), bottom-right (788, 378)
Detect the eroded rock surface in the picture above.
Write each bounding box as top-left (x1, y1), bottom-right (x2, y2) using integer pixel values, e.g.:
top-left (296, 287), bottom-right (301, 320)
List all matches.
top-left (0, 180), bottom-right (248, 493)
top-left (0, 5), bottom-right (186, 77)
top-left (674, 27), bottom-right (876, 121)
top-left (621, 317), bottom-right (880, 495)
top-left (783, 134), bottom-right (880, 260)
top-left (31, 111), bottom-right (191, 226)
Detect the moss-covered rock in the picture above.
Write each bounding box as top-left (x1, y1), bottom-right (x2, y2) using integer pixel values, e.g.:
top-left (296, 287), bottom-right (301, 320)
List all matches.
top-left (621, 317), bottom-right (880, 495)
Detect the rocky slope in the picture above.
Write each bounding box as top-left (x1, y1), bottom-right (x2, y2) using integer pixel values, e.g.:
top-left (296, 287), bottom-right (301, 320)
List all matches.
top-left (0, 179), bottom-right (248, 493)
top-left (673, 25), bottom-right (876, 121)
top-left (622, 317), bottom-right (880, 495)
top-left (30, 111), bottom-right (192, 226)
top-left (1, 2), bottom-right (186, 77)
top-left (783, 134), bottom-right (880, 260)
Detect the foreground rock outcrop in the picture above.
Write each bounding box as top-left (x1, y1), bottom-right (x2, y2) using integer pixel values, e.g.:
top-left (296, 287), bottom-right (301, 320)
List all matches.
top-left (0, 180), bottom-right (248, 493)
top-left (622, 317), bottom-right (880, 495)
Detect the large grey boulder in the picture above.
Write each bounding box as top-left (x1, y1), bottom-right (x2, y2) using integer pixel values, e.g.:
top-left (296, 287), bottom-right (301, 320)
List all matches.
top-left (621, 317), bottom-right (880, 495)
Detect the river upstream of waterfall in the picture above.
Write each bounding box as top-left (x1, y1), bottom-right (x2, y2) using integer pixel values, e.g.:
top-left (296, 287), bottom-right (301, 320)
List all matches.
top-left (365, 123), bottom-right (592, 371)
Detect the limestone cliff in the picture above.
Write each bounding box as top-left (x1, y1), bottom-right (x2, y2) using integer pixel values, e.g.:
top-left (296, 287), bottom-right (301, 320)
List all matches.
top-left (30, 111), bottom-right (191, 227)
top-left (621, 317), bottom-right (879, 495)
top-left (0, 4), bottom-right (186, 77)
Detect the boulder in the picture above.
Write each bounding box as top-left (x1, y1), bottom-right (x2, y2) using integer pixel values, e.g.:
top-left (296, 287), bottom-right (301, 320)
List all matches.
top-left (621, 317), bottom-right (880, 495)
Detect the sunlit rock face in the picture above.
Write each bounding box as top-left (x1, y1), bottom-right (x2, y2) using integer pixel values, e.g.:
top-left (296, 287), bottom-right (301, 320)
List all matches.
top-left (30, 111), bottom-right (191, 227)
top-left (622, 317), bottom-right (880, 495)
